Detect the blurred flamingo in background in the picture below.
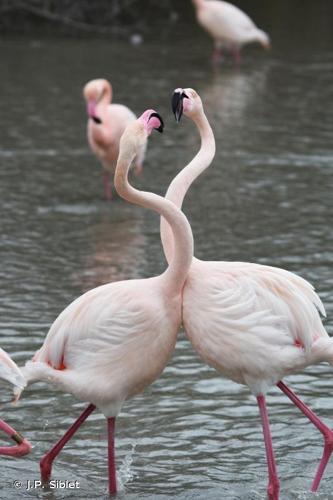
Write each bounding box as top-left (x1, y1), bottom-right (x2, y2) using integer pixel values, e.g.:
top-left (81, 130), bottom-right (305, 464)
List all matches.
top-left (191, 0), bottom-right (270, 65)
top-left (0, 348), bottom-right (31, 456)
top-left (0, 110), bottom-right (193, 495)
top-left (160, 88), bottom-right (333, 499)
top-left (83, 78), bottom-right (146, 200)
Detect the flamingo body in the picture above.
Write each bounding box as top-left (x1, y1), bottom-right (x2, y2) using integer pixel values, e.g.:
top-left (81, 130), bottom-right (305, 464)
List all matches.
top-left (183, 259), bottom-right (330, 395)
top-left (22, 277), bottom-right (181, 417)
top-left (192, 0), bottom-right (270, 63)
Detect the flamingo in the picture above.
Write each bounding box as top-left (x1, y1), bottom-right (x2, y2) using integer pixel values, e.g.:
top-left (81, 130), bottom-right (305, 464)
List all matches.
top-left (0, 110), bottom-right (193, 495)
top-left (191, 0), bottom-right (270, 65)
top-left (0, 348), bottom-right (31, 456)
top-left (160, 87), bottom-right (333, 499)
top-left (83, 78), bottom-right (146, 200)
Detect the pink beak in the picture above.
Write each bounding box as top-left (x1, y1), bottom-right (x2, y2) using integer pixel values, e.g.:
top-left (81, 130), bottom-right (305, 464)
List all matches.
top-left (87, 101), bottom-right (97, 118)
top-left (87, 101), bottom-right (102, 125)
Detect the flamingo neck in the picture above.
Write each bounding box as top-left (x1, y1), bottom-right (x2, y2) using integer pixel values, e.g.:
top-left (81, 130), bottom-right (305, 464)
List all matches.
top-left (114, 152), bottom-right (193, 297)
top-left (160, 110), bottom-right (215, 264)
top-left (96, 83), bottom-right (112, 116)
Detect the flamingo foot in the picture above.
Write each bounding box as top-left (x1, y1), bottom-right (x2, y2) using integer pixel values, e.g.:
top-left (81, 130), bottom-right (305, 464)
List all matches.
top-left (311, 434), bottom-right (333, 492)
top-left (40, 456), bottom-right (52, 483)
top-left (267, 479), bottom-right (280, 500)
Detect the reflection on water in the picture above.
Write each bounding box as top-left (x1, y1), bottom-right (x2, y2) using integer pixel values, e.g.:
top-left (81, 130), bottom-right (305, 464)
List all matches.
top-left (1, 6), bottom-right (333, 499)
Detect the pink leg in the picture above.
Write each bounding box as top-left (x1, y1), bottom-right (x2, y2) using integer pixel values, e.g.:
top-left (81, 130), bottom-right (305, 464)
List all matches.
top-left (103, 172), bottom-right (112, 201)
top-left (257, 395), bottom-right (280, 500)
top-left (40, 404), bottom-right (95, 483)
top-left (107, 417), bottom-right (117, 495)
top-left (0, 419), bottom-right (31, 457)
top-left (277, 381), bottom-right (333, 491)
top-left (231, 46), bottom-right (241, 68)
top-left (212, 46), bottom-right (223, 65)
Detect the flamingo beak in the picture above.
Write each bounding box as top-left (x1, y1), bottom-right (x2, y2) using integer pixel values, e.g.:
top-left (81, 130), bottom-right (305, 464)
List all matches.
top-left (87, 101), bottom-right (102, 124)
top-left (171, 90), bottom-right (188, 122)
top-left (148, 112), bottom-right (164, 133)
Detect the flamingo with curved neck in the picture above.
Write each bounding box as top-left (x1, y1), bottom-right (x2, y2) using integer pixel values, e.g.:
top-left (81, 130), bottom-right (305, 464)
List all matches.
top-left (0, 110), bottom-right (193, 495)
top-left (160, 88), bottom-right (333, 499)
top-left (83, 78), bottom-right (146, 200)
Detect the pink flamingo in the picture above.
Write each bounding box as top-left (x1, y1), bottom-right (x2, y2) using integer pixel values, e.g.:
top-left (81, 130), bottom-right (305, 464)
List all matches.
top-left (0, 348), bottom-right (31, 456)
top-left (83, 78), bottom-right (146, 200)
top-left (191, 0), bottom-right (270, 65)
top-left (160, 87), bottom-right (333, 499)
top-left (0, 110), bottom-right (193, 495)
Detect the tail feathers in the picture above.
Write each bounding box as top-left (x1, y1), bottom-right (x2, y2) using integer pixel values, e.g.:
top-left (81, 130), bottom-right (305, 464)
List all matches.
top-left (0, 348), bottom-right (26, 392)
top-left (257, 29), bottom-right (271, 49)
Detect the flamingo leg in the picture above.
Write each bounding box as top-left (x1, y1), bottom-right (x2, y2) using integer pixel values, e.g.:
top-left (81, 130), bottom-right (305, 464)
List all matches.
top-left (277, 381), bottom-right (333, 491)
top-left (103, 171), bottom-right (113, 201)
top-left (257, 395), bottom-right (280, 500)
top-left (212, 43), bottom-right (224, 65)
top-left (230, 45), bottom-right (241, 67)
top-left (107, 417), bottom-right (117, 495)
top-left (40, 403), bottom-right (96, 483)
top-left (0, 419), bottom-right (31, 457)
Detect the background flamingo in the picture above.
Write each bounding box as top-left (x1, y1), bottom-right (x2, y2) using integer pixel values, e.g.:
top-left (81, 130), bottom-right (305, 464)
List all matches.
top-left (0, 109), bottom-right (193, 495)
top-left (83, 78), bottom-right (146, 200)
top-left (191, 0), bottom-right (270, 65)
top-left (0, 348), bottom-right (31, 456)
top-left (160, 87), bottom-right (333, 499)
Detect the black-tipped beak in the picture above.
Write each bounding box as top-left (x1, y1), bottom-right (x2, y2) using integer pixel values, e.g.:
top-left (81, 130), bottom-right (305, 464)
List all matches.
top-left (171, 90), bottom-right (188, 122)
top-left (92, 116), bottom-right (102, 124)
top-left (149, 112), bottom-right (164, 133)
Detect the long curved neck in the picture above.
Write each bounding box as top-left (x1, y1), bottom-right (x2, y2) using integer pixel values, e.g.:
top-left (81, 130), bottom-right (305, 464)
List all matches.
top-left (160, 110), bottom-right (215, 263)
top-left (96, 83), bottom-right (112, 116)
top-left (114, 152), bottom-right (193, 297)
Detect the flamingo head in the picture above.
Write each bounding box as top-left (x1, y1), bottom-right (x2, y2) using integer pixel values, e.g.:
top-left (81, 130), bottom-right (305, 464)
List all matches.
top-left (138, 109), bottom-right (164, 135)
top-left (172, 88), bottom-right (203, 122)
top-left (118, 109), bottom-right (164, 163)
top-left (83, 78), bottom-right (112, 125)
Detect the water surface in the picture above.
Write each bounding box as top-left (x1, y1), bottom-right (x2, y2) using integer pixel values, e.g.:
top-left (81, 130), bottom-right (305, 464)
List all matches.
top-left (0, 6), bottom-right (333, 499)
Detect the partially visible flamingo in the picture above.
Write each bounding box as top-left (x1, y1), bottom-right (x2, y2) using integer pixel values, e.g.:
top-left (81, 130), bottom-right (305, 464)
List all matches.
top-left (191, 0), bottom-right (270, 65)
top-left (0, 109), bottom-right (193, 495)
top-left (0, 348), bottom-right (31, 456)
top-left (160, 87), bottom-right (333, 499)
top-left (83, 78), bottom-right (146, 200)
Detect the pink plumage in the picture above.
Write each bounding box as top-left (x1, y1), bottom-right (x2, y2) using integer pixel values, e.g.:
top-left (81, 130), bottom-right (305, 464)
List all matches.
top-left (192, 0), bottom-right (270, 65)
top-left (83, 78), bottom-right (146, 200)
top-left (163, 88), bottom-right (333, 499)
top-left (0, 109), bottom-right (193, 495)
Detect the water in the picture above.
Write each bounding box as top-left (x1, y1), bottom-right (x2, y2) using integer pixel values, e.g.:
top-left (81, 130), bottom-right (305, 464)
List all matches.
top-left (1, 3), bottom-right (333, 499)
